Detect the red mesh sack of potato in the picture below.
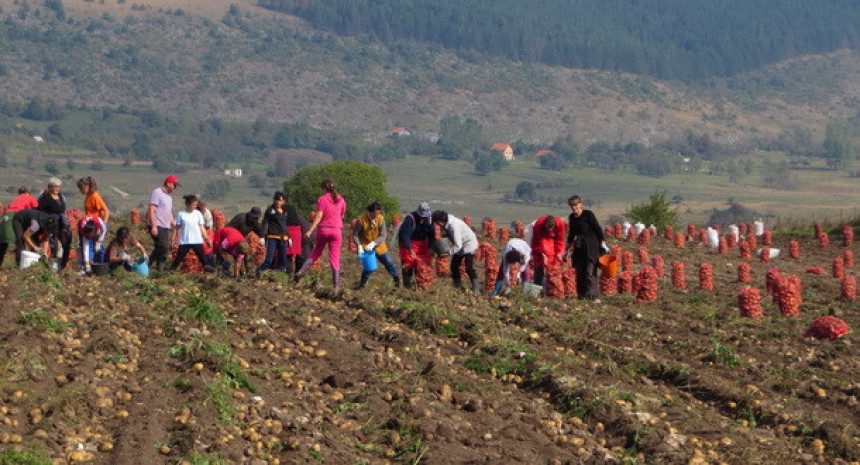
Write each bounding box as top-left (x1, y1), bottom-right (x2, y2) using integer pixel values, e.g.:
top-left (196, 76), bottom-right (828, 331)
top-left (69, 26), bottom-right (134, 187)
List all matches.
top-left (637, 229), bottom-right (651, 245)
top-left (604, 225), bottom-right (614, 238)
top-left (392, 214), bottom-right (401, 228)
top-left (484, 261), bottom-right (499, 292)
top-left (739, 240), bottom-right (751, 260)
top-left (738, 287), bottom-right (763, 319)
top-left (664, 225), bottom-right (674, 240)
top-left (738, 223), bottom-right (747, 236)
top-left (415, 259), bottom-right (435, 289)
top-left (463, 216), bottom-right (472, 228)
top-left (637, 246), bottom-right (650, 264)
top-left (788, 240), bottom-right (800, 259)
top-left (843, 224), bottom-right (854, 247)
top-left (611, 244), bottom-right (622, 263)
top-left (651, 255), bottom-right (664, 278)
top-left (762, 228), bottom-right (772, 246)
top-left (435, 255), bottom-right (450, 277)
top-left (699, 229), bottom-right (708, 245)
top-left (498, 226), bottom-right (510, 242)
top-left (626, 227), bottom-right (636, 241)
top-left (66, 209), bottom-right (84, 234)
top-left (718, 237), bottom-right (728, 255)
top-left (772, 275), bottom-right (801, 317)
top-left (806, 266), bottom-right (826, 275)
top-left (514, 220), bottom-right (524, 237)
top-left (618, 271), bottom-right (633, 293)
top-left (672, 261), bottom-right (686, 289)
top-left (621, 251), bottom-right (634, 273)
top-left (746, 232), bottom-right (756, 249)
top-left (814, 222), bottom-right (823, 237)
top-left (508, 262), bottom-right (521, 287)
top-left (211, 209), bottom-right (227, 231)
top-left (804, 316), bottom-right (849, 340)
top-left (841, 275), bottom-right (856, 300)
top-left (832, 257), bottom-right (844, 280)
top-left (674, 232), bottom-right (685, 249)
top-left (759, 246), bottom-right (771, 263)
top-left (844, 250), bottom-right (854, 268)
top-left (635, 266), bottom-right (658, 302)
top-left (614, 223), bottom-right (623, 238)
top-left (699, 263), bottom-right (713, 290)
top-left (477, 241), bottom-right (497, 263)
top-left (246, 232), bottom-right (266, 265)
top-left (765, 269), bottom-right (781, 294)
top-left (544, 265), bottom-right (565, 298)
top-left (600, 273), bottom-right (617, 296)
top-left (737, 262), bottom-right (751, 283)
top-left (686, 223), bottom-right (696, 238)
top-left (818, 232), bottom-right (829, 249)
top-left (562, 267), bottom-right (577, 297)
top-left (789, 275), bottom-right (802, 305)
top-left (725, 232), bottom-right (737, 248)
top-left (130, 209), bottom-right (141, 225)
top-left (482, 219), bottom-right (497, 239)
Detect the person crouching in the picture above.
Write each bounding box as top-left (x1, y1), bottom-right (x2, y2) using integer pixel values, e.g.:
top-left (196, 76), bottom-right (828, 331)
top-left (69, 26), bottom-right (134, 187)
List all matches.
top-left (431, 210), bottom-right (480, 294)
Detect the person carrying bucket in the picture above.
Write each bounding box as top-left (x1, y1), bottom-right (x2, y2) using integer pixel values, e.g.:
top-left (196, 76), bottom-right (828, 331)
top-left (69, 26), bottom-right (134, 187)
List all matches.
top-left (106, 226), bottom-right (148, 272)
top-left (565, 195), bottom-right (608, 302)
top-left (0, 187), bottom-right (39, 268)
top-left (351, 202), bottom-right (399, 289)
top-left (11, 209), bottom-right (58, 267)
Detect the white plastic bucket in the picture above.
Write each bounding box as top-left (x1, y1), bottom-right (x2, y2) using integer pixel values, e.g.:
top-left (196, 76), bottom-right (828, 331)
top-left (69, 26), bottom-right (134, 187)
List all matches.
top-left (523, 282), bottom-right (543, 297)
top-left (20, 250), bottom-right (40, 269)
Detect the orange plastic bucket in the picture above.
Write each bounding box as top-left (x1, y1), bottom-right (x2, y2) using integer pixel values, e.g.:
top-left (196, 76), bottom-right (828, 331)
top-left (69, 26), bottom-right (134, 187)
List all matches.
top-left (599, 254), bottom-right (618, 278)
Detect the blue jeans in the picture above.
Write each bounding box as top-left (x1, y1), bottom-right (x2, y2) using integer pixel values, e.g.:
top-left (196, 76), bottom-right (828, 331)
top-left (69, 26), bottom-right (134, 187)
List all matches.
top-left (258, 238), bottom-right (288, 272)
top-left (361, 251), bottom-right (399, 281)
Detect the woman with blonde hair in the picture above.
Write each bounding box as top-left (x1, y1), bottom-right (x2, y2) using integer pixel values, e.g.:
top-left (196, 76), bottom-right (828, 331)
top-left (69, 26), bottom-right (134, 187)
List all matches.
top-left (295, 180), bottom-right (347, 289)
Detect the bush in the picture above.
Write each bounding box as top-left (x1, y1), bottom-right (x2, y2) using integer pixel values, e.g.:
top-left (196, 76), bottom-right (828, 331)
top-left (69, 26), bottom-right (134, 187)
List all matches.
top-left (624, 190), bottom-right (679, 229)
top-left (284, 161), bottom-right (399, 218)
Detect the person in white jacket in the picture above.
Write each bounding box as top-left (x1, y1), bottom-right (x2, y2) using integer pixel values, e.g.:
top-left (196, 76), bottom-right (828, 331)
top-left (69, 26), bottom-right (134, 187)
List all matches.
top-left (432, 210), bottom-right (480, 294)
top-left (492, 238), bottom-right (532, 295)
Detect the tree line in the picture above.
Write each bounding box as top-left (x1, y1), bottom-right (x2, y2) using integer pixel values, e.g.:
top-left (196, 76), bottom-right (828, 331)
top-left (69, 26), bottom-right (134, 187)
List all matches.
top-left (260, 0), bottom-right (860, 81)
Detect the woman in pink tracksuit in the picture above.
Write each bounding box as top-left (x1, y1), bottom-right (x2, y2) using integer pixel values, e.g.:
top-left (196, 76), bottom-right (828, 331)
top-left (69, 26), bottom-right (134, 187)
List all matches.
top-left (295, 180), bottom-right (347, 289)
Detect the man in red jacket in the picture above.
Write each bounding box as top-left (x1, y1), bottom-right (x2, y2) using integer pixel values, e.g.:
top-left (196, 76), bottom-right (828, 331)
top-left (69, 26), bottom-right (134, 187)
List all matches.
top-left (530, 215), bottom-right (565, 286)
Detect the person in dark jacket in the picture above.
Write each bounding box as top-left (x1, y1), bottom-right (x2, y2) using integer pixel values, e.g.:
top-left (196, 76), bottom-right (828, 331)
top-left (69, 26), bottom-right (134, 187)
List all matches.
top-left (36, 177), bottom-right (71, 269)
top-left (12, 209), bottom-right (58, 266)
top-left (397, 202), bottom-right (434, 289)
top-left (257, 192), bottom-right (292, 274)
top-left (227, 207), bottom-right (264, 238)
top-left (565, 195), bottom-right (608, 301)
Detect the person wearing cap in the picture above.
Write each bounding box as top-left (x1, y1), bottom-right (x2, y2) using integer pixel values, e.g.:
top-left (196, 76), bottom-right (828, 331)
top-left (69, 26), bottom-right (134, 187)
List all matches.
top-left (295, 180), bottom-right (347, 289)
top-left (0, 187), bottom-right (38, 268)
top-left (431, 210), bottom-right (481, 294)
top-left (352, 201), bottom-right (399, 289)
top-left (36, 177), bottom-right (71, 269)
top-left (213, 226), bottom-right (253, 279)
top-left (492, 238), bottom-right (532, 295)
top-left (227, 207), bottom-right (264, 238)
top-left (530, 215), bottom-right (565, 287)
top-left (147, 175), bottom-right (179, 271)
top-left (397, 202), bottom-right (434, 289)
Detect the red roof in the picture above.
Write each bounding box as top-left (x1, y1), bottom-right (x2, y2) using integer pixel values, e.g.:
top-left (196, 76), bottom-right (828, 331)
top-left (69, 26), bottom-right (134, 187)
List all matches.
top-left (535, 149), bottom-right (554, 157)
top-left (391, 127), bottom-right (407, 134)
top-left (491, 143), bottom-right (512, 151)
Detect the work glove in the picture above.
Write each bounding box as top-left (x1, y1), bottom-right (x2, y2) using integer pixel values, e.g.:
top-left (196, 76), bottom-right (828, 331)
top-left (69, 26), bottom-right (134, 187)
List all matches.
top-left (258, 238), bottom-right (266, 246)
top-left (84, 264), bottom-right (92, 274)
top-left (286, 239), bottom-right (292, 249)
top-left (366, 241), bottom-right (376, 251)
top-left (600, 244), bottom-right (610, 255)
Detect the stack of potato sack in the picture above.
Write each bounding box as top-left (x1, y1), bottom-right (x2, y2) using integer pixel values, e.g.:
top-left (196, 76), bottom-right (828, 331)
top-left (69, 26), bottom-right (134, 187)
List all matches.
top-left (738, 287), bottom-right (763, 318)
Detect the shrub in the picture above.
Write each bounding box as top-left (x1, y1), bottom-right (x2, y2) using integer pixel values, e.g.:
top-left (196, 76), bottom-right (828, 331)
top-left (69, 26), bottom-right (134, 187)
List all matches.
top-left (284, 161), bottom-right (398, 218)
top-left (624, 190), bottom-right (679, 229)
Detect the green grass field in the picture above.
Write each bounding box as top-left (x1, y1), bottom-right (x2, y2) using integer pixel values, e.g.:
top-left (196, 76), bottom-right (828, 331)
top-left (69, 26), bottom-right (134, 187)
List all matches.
top-left (3, 150), bottom-right (860, 226)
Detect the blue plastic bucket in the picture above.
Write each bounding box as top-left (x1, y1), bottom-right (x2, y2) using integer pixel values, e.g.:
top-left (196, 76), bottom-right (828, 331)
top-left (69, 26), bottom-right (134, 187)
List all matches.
top-left (359, 250), bottom-right (378, 272)
top-left (131, 257), bottom-right (149, 278)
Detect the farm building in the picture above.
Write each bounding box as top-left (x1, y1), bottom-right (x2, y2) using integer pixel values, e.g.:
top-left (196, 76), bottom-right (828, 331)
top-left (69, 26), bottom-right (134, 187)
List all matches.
top-left (491, 143), bottom-right (514, 161)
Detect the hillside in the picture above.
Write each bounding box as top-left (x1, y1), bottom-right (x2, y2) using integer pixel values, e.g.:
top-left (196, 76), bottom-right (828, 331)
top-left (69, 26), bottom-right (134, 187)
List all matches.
top-left (0, 0), bottom-right (859, 147)
top-left (0, 220), bottom-right (857, 463)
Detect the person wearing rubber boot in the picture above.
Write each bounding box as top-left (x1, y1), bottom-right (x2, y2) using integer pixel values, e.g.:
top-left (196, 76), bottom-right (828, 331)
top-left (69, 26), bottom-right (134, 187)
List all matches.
top-left (431, 210), bottom-right (481, 294)
top-left (397, 202), bottom-right (434, 289)
top-left (295, 180), bottom-right (347, 289)
top-left (352, 202), bottom-right (400, 289)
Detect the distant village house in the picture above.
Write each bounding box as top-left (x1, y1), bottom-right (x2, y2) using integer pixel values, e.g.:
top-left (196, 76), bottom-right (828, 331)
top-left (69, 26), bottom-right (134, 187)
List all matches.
top-left (389, 127), bottom-right (411, 139)
top-left (491, 143), bottom-right (514, 161)
top-left (535, 149), bottom-right (554, 157)
top-left (224, 168), bottom-right (243, 178)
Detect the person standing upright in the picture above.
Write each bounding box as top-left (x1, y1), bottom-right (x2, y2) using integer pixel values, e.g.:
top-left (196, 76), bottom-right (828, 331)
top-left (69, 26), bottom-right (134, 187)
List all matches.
top-left (352, 202), bottom-right (399, 289)
top-left (295, 180), bottom-right (347, 289)
top-left (566, 195), bottom-right (608, 301)
top-left (147, 175), bottom-right (179, 271)
top-left (397, 202), bottom-right (434, 289)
